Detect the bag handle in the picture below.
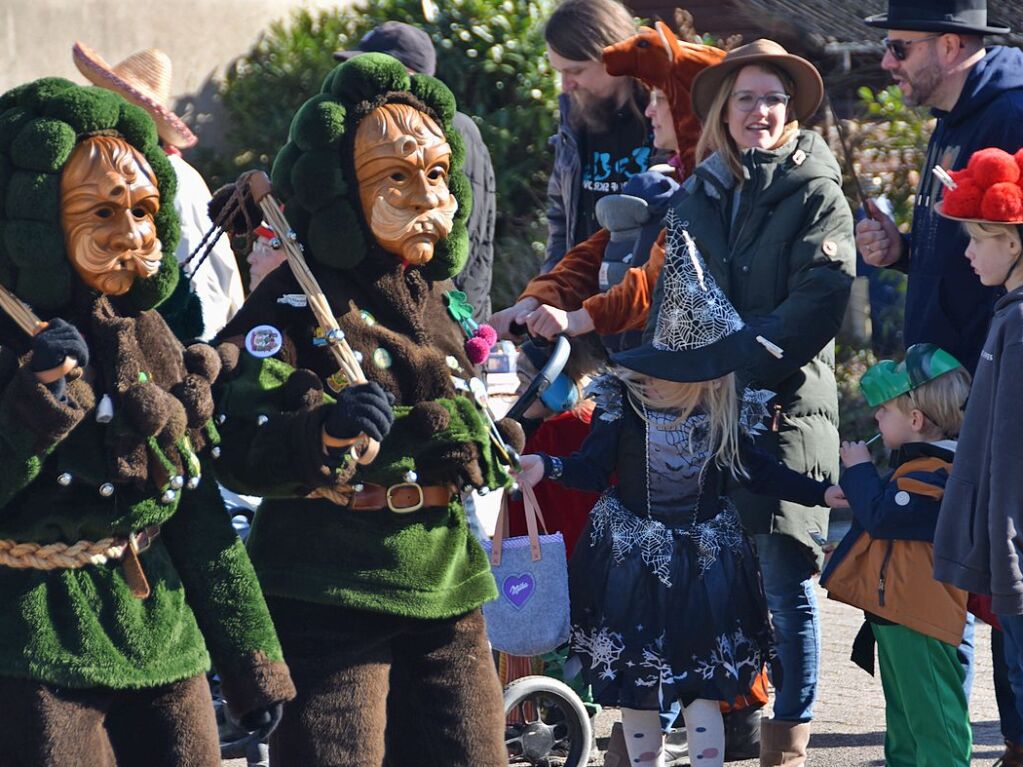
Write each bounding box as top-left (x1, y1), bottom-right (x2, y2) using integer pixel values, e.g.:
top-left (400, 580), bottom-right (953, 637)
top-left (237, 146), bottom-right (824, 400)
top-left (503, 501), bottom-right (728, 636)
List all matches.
top-left (490, 482), bottom-right (550, 566)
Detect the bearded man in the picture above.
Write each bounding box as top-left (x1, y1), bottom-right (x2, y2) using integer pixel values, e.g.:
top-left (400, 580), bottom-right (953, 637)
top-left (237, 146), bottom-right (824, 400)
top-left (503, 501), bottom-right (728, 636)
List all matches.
top-left (0, 78), bottom-right (294, 766)
top-left (855, 0), bottom-right (1023, 374)
top-left (542, 0), bottom-right (652, 271)
top-left (211, 53), bottom-right (522, 767)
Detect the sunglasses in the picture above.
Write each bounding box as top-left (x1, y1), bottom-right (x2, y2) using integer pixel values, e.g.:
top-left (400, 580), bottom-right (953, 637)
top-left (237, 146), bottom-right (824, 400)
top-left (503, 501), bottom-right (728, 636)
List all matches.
top-left (882, 34), bottom-right (941, 61)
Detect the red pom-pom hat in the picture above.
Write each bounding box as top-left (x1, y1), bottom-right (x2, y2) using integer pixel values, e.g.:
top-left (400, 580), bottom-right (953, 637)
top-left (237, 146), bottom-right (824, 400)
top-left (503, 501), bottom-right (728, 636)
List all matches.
top-left (936, 147), bottom-right (1023, 225)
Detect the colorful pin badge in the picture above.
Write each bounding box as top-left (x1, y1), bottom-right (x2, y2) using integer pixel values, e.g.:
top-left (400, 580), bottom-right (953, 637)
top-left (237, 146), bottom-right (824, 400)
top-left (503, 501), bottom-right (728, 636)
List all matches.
top-left (245, 325), bottom-right (284, 358)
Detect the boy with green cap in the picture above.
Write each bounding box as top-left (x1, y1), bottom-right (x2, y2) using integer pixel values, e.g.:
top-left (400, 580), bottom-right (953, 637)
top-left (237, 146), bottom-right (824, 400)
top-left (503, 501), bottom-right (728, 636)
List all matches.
top-left (821, 343), bottom-right (973, 766)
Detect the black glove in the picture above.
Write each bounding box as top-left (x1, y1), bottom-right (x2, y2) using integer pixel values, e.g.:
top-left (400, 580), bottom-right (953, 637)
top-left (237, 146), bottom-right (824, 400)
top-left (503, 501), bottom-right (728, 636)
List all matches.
top-left (238, 702), bottom-right (284, 736)
top-left (324, 382), bottom-right (395, 442)
top-left (30, 318), bottom-right (89, 372)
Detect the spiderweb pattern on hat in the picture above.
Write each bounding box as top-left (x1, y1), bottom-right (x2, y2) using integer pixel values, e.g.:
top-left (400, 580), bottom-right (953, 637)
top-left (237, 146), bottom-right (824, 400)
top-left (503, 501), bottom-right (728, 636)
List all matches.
top-left (653, 209), bottom-right (745, 352)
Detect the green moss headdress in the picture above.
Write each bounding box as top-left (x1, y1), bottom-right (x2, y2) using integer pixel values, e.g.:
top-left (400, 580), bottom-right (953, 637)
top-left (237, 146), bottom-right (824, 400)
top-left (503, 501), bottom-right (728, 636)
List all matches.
top-left (270, 53), bottom-right (471, 280)
top-left (0, 77), bottom-right (180, 313)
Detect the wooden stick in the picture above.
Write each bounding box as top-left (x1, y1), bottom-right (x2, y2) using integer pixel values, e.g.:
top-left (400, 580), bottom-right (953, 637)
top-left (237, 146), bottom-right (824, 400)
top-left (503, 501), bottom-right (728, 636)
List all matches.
top-left (240, 172), bottom-right (379, 464)
top-left (0, 282), bottom-right (45, 337)
top-left (826, 96), bottom-right (875, 220)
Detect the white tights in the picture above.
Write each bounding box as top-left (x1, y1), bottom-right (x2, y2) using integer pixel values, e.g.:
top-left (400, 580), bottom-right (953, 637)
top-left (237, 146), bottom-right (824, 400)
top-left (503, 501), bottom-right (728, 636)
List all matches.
top-left (620, 699), bottom-right (724, 767)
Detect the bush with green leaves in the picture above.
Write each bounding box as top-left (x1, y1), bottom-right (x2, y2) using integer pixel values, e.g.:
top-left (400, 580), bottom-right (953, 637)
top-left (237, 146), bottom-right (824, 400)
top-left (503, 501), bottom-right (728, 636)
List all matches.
top-left (828, 84), bottom-right (935, 357)
top-left (831, 85), bottom-right (935, 459)
top-left (195, 1), bottom-right (559, 308)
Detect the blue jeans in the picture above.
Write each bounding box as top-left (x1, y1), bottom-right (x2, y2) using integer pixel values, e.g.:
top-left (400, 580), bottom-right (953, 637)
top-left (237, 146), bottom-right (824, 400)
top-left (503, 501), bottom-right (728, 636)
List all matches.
top-left (959, 612), bottom-right (975, 700)
top-left (996, 614), bottom-right (1023, 739)
top-left (755, 534), bottom-right (820, 723)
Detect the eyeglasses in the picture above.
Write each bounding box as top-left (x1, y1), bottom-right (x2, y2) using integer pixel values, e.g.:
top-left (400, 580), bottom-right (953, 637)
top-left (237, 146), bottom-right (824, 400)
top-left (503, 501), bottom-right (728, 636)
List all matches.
top-left (729, 92), bottom-right (791, 113)
top-left (882, 34), bottom-right (941, 61)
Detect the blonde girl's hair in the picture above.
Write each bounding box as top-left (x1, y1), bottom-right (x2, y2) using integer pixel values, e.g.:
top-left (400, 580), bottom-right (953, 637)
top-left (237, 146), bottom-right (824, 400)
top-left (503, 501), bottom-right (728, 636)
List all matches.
top-left (964, 220), bottom-right (1023, 250)
top-left (694, 63), bottom-right (800, 183)
top-left (616, 367), bottom-right (748, 480)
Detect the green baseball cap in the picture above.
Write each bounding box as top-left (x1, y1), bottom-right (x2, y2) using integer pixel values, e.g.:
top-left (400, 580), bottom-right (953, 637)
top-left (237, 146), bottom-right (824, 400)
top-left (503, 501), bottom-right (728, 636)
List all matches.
top-left (860, 343), bottom-right (963, 407)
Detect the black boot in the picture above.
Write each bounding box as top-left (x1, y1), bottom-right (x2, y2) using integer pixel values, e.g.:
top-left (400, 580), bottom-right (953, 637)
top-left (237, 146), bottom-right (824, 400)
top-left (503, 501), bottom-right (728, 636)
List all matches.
top-left (723, 706), bottom-right (763, 762)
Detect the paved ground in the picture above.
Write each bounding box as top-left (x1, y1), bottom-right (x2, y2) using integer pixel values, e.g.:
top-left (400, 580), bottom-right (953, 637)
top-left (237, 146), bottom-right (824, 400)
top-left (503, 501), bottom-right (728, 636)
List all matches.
top-left (227, 517), bottom-right (1007, 765)
top-left (585, 579), bottom-right (1005, 766)
top-left (225, 582), bottom-right (1005, 767)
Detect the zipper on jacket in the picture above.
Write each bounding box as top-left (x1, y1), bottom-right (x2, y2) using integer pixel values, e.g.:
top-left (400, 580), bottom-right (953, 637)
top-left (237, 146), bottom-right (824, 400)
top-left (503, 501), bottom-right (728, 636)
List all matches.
top-left (727, 164), bottom-right (757, 257)
top-left (878, 540), bottom-right (894, 607)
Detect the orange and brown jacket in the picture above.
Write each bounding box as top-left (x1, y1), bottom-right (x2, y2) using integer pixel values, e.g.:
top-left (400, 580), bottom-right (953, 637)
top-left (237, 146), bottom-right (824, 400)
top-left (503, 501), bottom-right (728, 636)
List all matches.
top-left (820, 442), bottom-right (967, 646)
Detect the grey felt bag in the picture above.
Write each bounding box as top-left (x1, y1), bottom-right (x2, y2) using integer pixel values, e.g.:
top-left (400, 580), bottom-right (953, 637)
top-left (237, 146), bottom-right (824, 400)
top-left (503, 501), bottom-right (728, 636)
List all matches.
top-left (481, 483), bottom-right (570, 655)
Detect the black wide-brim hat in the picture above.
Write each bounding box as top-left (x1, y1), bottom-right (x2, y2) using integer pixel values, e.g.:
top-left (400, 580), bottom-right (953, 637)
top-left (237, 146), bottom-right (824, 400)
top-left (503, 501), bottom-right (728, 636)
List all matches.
top-left (864, 0), bottom-right (1010, 35)
top-left (611, 327), bottom-right (753, 383)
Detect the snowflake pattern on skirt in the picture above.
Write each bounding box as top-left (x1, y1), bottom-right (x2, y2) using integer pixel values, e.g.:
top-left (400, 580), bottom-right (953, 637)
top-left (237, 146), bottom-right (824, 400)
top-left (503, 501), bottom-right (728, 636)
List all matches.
top-left (571, 621), bottom-right (765, 693)
top-left (588, 490), bottom-right (746, 586)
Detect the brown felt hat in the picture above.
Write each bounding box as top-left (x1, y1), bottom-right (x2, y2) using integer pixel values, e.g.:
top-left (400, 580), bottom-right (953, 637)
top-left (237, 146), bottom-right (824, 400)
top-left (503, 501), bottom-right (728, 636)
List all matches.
top-left (690, 39), bottom-right (824, 124)
top-left (72, 42), bottom-right (197, 148)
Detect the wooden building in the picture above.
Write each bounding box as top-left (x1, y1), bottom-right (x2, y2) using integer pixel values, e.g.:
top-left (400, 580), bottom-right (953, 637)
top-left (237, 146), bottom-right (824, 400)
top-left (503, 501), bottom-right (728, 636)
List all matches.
top-left (626, 0), bottom-right (1023, 115)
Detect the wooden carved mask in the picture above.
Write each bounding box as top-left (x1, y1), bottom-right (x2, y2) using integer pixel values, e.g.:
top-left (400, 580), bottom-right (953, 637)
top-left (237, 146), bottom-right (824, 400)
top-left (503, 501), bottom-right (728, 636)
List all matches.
top-left (60, 135), bottom-right (162, 296)
top-left (354, 103), bottom-right (458, 266)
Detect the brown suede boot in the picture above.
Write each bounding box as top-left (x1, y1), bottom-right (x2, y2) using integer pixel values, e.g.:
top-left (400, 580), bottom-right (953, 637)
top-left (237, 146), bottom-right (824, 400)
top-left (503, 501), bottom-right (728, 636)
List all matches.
top-left (759, 719), bottom-right (810, 767)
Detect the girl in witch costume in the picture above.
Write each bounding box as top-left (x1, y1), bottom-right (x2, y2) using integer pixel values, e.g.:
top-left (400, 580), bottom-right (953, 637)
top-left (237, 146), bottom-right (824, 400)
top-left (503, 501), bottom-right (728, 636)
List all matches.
top-left (0, 78), bottom-right (294, 766)
top-left (518, 212), bottom-right (847, 767)
top-left (210, 54), bottom-right (522, 767)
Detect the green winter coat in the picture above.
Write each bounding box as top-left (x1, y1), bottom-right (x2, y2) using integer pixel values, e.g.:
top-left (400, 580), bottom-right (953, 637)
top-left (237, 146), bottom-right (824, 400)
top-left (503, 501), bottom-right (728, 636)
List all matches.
top-left (675, 130), bottom-right (855, 569)
top-left (0, 304), bottom-right (294, 717)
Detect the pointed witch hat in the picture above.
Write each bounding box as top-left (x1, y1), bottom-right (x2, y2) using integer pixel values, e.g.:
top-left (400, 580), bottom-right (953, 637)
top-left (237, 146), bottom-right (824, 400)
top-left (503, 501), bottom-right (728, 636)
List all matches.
top-left (612, 210), bottom-right (780, 381)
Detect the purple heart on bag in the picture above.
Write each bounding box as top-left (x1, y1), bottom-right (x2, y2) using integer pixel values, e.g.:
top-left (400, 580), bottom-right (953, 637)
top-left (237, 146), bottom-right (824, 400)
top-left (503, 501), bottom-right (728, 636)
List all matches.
top-left (503, 573), bottom-right (535, 609)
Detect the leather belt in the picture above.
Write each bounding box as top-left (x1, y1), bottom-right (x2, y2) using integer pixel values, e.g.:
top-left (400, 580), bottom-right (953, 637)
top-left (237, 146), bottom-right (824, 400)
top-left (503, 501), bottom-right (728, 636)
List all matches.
top-left (349, 482), bottom-right (455, 514)
top-left (122, 524), bottom-right (161, 600)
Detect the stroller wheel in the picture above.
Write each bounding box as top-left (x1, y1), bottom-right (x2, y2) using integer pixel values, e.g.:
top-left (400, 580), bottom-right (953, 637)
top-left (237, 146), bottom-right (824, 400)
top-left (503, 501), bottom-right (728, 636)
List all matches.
top-left (504, 675), bottom-right (592, 767)
top-left (213, 682), bottom-right (274, 766)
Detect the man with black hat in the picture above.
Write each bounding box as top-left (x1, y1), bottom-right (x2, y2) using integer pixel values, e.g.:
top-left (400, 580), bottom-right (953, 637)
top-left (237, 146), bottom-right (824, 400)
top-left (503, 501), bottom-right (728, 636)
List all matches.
top-left (856, 0), bottom-right (1023, 374)
top-left (335, 21), bottom-right (497, 321)
top-left (855, 3), bottom-right (1023, 764)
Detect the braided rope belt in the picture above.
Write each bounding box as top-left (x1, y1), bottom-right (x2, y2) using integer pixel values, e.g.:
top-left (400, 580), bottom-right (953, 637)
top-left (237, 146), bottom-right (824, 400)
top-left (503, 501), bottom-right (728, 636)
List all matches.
top-left (0, 536), bottom-right (128, 570)
top-left (0, 525), bottom-right (160, 598)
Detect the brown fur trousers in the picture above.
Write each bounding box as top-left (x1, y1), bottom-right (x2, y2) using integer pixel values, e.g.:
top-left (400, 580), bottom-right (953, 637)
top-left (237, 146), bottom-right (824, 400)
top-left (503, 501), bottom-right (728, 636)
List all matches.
top-left (0, 673), bottom-right (219, 766)
top-left (267, 599), bottom-right (506, 767)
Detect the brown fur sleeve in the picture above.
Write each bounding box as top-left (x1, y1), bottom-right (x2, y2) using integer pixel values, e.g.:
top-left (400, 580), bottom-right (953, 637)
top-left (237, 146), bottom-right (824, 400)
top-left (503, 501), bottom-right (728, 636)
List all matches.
top-left (518, 229), bottom-right (610, 309)
top-left (582, 228), bottom-right (666, 334)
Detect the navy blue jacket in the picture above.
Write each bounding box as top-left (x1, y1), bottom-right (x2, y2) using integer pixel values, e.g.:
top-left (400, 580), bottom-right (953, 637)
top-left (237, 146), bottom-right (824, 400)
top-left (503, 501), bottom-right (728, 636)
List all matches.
top-left (540, 391), bottom-right (828, 522)
top-left (898, 46), bottom-right (1023, 373)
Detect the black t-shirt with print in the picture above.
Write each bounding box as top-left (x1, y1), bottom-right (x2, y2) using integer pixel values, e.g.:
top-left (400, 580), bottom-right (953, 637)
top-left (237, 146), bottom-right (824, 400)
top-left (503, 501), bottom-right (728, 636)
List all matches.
top-left (574, 107), bottom-right (653, 244)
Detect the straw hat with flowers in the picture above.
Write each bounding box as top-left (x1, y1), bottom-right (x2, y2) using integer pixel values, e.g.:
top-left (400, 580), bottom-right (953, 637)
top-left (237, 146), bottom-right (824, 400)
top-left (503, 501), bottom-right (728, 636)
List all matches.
top-left (72, 42), bottom-right (197, 149)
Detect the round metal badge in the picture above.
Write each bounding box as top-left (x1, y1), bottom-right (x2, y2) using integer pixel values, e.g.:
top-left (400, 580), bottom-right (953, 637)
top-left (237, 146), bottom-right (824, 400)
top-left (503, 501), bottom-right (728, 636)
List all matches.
top-left (245, 325), bottom-right (284, 358)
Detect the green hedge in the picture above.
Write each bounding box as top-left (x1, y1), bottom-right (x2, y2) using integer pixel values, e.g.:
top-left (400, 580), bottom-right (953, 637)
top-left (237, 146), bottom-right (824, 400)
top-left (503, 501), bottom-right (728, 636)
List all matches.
top-left (195, 1), bottom-right (559, 307)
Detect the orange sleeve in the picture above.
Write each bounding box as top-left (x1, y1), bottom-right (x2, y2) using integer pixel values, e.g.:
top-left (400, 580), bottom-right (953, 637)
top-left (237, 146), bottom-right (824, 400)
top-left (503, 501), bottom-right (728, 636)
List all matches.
top-left (582, 229), bottom-right (666, 335)
top-left (518, 229), bottom-right (610, 310)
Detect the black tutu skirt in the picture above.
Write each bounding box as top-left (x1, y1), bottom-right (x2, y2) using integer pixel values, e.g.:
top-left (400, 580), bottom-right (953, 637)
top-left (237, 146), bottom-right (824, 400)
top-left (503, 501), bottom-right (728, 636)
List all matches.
top-left (568, 490), bottom-right (773, 712)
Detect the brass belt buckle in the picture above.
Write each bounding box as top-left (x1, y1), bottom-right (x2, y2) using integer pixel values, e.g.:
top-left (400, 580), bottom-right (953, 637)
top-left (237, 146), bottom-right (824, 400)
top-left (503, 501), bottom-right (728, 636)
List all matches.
top-left (386, 483), bottom-right (424, 514)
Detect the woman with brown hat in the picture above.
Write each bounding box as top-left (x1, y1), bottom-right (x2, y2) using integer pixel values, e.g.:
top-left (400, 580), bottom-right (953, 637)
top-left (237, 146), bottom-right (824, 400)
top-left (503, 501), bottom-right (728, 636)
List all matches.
top-left (679, 40), bottom-right (855, 766)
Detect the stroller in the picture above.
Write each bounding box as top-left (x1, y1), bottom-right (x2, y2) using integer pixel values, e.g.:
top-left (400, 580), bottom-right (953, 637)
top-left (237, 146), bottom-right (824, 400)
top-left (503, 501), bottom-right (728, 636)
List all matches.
top-left (493, 331), bottom-right (593, 767)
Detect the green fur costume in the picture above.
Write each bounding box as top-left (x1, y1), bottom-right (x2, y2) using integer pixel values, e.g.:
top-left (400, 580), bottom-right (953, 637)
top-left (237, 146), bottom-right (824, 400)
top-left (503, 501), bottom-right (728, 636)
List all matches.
top-left (215, 54), bottom-right (515, 617)
top-left (0, 77), bottom-right (294, 746)
top-left (213, 55), bottom-right (514, 765)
